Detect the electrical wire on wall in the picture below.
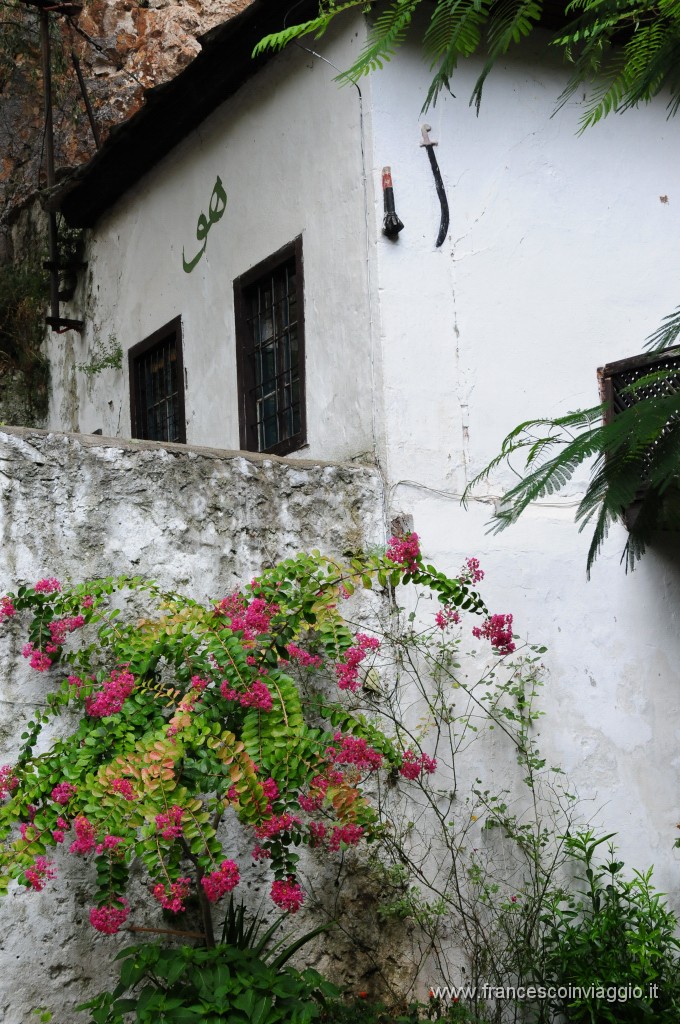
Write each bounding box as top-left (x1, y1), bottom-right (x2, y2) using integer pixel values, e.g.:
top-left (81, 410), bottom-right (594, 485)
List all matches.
top-left (389, 477), bottom-right (584, 512)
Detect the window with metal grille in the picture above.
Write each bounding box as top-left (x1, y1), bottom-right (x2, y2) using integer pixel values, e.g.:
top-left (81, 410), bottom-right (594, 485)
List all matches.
top-left (234, 237), bottom-right (306, 456)
top-left (598, 347), bottom-right (680, 527)
top-left (129, 317), bottom-right (186, 443)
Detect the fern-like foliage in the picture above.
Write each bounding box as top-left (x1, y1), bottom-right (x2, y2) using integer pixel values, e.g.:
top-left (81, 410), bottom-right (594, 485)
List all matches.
top-left (252, 1), bottom-right (368, 58)
top-left (554, 0), bottom-right (680, 130)
top-left (464, 351), bottom-right (680, 574)
top-left (645, 304), bottom-right (680, 353)
top-left (255, 0), bottom-right (680, 120)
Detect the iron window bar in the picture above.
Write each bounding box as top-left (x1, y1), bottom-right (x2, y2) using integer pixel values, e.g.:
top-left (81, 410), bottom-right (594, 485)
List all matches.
top-left (234, 237), bottom-right (306, 457)
top-left (128, 317), bottom-right (186, 444)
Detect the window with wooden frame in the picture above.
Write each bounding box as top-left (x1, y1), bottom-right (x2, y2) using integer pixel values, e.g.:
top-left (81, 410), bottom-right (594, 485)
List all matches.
top-left (233, 237), bottom-right (306, 456)
top-left (598, 347), bottom-right (680, 529)
top-left (129, 316), bottom-right (186, 444)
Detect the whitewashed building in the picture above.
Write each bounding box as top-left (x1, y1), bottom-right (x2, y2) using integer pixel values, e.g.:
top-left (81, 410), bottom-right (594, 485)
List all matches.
top-left (48, 0), bottom-right (680, 899)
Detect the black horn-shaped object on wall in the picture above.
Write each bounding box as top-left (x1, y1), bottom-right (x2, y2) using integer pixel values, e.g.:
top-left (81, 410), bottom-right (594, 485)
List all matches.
top-left (420, 124), bottom-right (449, 248)
top-left (382, 166), bottom-right (404, 238)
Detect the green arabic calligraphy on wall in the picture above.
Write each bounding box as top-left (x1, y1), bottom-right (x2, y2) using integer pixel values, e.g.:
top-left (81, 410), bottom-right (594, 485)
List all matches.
top-left (182, 176), bottom-right (227, 273)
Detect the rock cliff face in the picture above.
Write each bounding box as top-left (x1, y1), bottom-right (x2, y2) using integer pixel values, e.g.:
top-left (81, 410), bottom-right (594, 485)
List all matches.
top-left (0, 0), bottom-right (252, 219)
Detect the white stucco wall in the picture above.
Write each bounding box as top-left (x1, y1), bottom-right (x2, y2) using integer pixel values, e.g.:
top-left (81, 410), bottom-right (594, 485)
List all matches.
top-left (49, 17), bottom-right (380, 466)
top-left (368, 26), bottom-right (680, 896)
top-left (45, 9), bottom-right (680, 924)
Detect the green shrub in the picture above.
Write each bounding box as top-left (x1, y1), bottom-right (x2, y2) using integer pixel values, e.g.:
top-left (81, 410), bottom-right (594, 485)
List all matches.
top-left (78, 942), bottom-right (339, 1024)
top-left (540, 832), bottom-right (680, 1022)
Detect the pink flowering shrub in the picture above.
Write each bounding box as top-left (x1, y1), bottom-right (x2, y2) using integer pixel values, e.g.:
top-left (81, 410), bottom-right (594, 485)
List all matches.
top-left (89, 899), bottom-right (129, 935)
top-left (201, 860), bottom-right (240, 903)
top-left (399, 750), bottom-right (437, 780)
top-left (326, 733), bottom-right (384, 772)
top-left (386, 532), bottom-right (421, 573)
top-left (155, 805), bottom-right (184, 840)
top-left (472, 613), bottom-right (516, 656)
top-left (50, 782), bottom-right (77, 805)
top-left (153, 876), bottom-right (191, 913)
top-left (24, 856), bottom-right (56, 891)
top-left (435, 605), bottom-right (461, 630)
top-left (34, 577), bottom-right (61, 594)
top-left (0, 765), bottom-right (17, 800)
top-left (0, 544), bottom-right (495, 943)
top-left (335, 633), bottom-right (380, 693)
top-left (84, 668), bottom-right (135, 717)
top-left (285, 643), bottom-right (323, 668)
top-left (110, 778), bottom-right (135, 800)
top-left (271, 876), bottom-right (305, 913)
top-left (463, 557), bottom-right (485, 584)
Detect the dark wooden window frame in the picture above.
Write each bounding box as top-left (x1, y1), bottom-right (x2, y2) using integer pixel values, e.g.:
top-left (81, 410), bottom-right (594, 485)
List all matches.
top-left (128, 316), bottom-right (187, 444)
top-left (233, 236), bottom-right (306, 457)
top-left (598, 346), bottom-right (680, 530)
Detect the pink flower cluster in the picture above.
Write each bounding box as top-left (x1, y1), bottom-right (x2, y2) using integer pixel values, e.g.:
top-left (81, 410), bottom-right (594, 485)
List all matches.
top-left (89, 899), bottom-right (129, 934)
top-left (251, 845), bottom-right (272, 862)
top-left (22, 643), bottom-right (53, 673)
top-left (386, 533), bottom-right (421, 573)
top-left (220, 679), bottom-right (273, 712)
top-left (261, 777), bottom-right (279, 813)
top-left (463, 557), bottom-right (485, 584)
top-left (254, 813), bottom-right (301, 841)
top-left (435, 605), bottom-right (461, 630)
top-left (0, 597), bottom-right (15, 621)
top-left (326, 733), bottom-right (383, 772)
top-left (25, 856), bottom-right (56, 891)
top-left (111, 778), bottom-right (135, 800)
top-left (201, 860), bottom-right (240, 903)
top-left (335, 633), bottom-right (380, 693)
top-left (308, 821), bottom-right (326, 846)
top-left (472, 614), bottom-right (516, 656)
top-left (52, 817), bottom-right (68, 844)
top-left (399, 749), bottom-right (437, 780)
top-left (95, 835), bottom-right (124, 855)
top-left (215, 594), bottom-right (278, 640)
top-left (271, 877), bottom-right (305, 913)
top-left (0, 764), bottom-right (18, 799)
top-left (298, 775), bottom-right (331, 812)
top-left (153, 876), bottom-right (191, 913)
top-left (51, 782), bottom-right (77, 804)
top-left (240, 680), bottom-right (273, 711)
top-left (34, 578), bottom-right (61, 594)
top-left (69, 815), bottom-right (97, 855)
top-left (328, 823), bottom-right (364, 851)
top-left (85, 668), bottom-right (135, 717)
top-left (155, 805), bottom-right (184, 840)
top-left (285, 644), bottom-right (323, 668)
top-left (46, 615), bottom-right (85, 652)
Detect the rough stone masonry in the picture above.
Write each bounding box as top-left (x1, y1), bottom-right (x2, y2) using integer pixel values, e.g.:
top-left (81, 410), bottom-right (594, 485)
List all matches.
top-left (0, 427), bottom-right (385, 1024)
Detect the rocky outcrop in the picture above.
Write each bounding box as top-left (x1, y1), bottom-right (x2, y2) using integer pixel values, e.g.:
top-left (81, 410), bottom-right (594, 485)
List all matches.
top-left (0, 0), bottom-right (253, 219)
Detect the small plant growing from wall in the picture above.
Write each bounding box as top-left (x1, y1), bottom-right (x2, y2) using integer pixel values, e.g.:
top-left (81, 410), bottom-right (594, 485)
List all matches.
top-left (77, 332), bottom-right (123, 377)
